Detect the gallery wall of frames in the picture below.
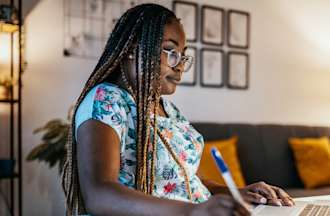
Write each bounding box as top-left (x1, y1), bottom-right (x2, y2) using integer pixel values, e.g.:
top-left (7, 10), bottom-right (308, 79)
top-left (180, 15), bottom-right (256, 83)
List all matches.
top-left (173, 1), bottom-right (250, 90)
top-left (62, 0), bottom-right (250, 90)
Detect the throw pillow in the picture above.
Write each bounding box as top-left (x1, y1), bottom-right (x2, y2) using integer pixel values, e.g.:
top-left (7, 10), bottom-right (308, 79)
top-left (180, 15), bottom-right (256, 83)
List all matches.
top-left (198, 136), bottom-right (246, 187)
top-left (289, 136), bottom-right (330, 188)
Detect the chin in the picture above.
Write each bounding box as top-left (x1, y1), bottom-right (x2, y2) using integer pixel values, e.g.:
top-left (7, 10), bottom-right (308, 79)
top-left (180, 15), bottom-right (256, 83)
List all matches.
top-left (161, 85), bottom-right (177, 95)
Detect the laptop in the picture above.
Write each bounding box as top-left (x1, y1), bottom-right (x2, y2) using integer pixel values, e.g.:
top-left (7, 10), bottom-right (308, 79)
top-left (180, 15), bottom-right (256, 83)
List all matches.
top-left (210, 148), bottom-right (330, 216)
top-left (252, 199), bottom-right (330, 216)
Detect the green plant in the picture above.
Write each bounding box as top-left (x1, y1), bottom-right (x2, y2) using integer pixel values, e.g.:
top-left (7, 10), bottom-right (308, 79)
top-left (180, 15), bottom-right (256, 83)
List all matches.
top-left (26, 107), bottom-right (73, 174)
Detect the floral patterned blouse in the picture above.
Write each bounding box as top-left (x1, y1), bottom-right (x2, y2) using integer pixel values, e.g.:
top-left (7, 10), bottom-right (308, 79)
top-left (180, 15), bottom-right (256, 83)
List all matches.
top-left (75, 82), bottom-right (211, 203)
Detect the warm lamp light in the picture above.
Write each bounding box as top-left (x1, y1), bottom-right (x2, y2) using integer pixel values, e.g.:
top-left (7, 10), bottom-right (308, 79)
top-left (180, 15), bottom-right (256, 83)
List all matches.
top-left (0, 5), bottom-right (20, 100)
top-left (0, 33), bottom-right (11, 64)
top-left (0, 32), bottom-right (19, 73)
top-left (0, 4), bottom-right (18, 70)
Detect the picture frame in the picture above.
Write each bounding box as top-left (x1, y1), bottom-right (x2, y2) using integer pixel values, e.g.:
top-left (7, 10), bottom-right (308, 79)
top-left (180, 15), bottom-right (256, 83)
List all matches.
top-left (180, 46), bottom-right (197, 86)
top-left (85, 0), bottom-right (104, 19)
top-left (227, 10), bottom-right (250, 49)
top-left (201, 5), bottom-right (225, 46)
top-left (200, 48), bottom-right (224, 88)
top-left (227, 51), bottom-right (249, 90)
top-left (173, 0), bottom-right (198, 42)
top-left (64, 0), bottom-right (84, 17)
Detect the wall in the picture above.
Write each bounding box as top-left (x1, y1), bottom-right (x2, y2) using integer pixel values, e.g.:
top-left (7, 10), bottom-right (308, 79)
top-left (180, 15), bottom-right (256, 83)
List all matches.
top-left (14, 0), bottom-right (330, 215)
top-left (170, 0), bottom-right (330, 125)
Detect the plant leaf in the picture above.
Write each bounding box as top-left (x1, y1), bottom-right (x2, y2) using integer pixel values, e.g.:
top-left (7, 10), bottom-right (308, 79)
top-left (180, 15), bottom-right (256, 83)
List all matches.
top-left (26, 143), bottom-right (49, 161)
top-left (33, 119), bottom-right (64, 134)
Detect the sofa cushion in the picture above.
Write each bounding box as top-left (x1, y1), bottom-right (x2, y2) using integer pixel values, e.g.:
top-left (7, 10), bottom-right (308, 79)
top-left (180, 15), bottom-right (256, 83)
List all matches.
top-left (289, 137), bottom-right (330, 188)
top-left (192, 122), bottom-right (330, 189)
top-left (198, 136), bottom-right (246, 187)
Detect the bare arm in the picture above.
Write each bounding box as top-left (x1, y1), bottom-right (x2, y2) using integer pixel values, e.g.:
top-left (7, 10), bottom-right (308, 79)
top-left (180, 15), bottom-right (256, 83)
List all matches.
top-left (200, 178), bottom-right (231, 195)
top-left (196, 170), bottom-right (230, 195)
top-left (77, 119), bottom-right (193, 216)
top-left (197, 168), bottom-right (294, 206)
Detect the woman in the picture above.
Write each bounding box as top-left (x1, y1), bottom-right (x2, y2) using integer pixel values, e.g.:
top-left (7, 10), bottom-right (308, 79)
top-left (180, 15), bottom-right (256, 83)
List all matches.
top-left (62, 4), bottom-right (294, 215)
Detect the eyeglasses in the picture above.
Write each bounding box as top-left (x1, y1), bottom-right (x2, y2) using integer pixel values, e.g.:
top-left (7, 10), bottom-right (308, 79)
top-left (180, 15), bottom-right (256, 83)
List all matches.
top-left (162, 49), bottom-right (193, 73)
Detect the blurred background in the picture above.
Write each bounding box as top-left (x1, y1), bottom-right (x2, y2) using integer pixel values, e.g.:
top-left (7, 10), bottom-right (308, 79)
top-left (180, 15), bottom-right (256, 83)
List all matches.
top-left (0, 0), bottom-right (330, 215)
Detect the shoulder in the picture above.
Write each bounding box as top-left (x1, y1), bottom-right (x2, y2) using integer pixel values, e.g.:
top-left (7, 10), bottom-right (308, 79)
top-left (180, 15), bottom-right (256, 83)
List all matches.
top-left (93, 82), bottom-right (131, 103)
top-left (78, 82), bottom-right (134, 109)
top-left (75, 82), bottom-right (134, 134)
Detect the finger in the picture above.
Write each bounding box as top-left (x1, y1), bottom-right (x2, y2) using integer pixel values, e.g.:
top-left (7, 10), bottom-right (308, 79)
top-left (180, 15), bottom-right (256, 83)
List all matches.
top-left (267, 198), bottom-right (283, 206)
top-left (271, 186), bottom-right (295, 206)
top-left (279, 187), bottom-right (295, 205)
top-left (289, 196), bottom-right (295, 205)
top-left (255, 182), bottom-right (278, 201)
top-left (244, 191), bottom-right (267, 205)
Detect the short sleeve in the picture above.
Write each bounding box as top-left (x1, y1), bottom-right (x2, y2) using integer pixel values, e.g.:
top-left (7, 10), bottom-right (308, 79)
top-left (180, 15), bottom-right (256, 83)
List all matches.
top-left (75, 84), bottom-right (128, 142)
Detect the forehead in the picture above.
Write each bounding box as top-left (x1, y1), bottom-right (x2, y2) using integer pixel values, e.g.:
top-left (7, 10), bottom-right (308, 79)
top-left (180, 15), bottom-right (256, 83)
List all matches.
top-left (162, 20), bottom-right (186, 46)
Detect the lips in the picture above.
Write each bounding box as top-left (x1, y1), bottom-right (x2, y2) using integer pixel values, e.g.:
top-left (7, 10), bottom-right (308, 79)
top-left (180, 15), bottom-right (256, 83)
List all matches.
top-left (166, 76), bottom-right (181, 85)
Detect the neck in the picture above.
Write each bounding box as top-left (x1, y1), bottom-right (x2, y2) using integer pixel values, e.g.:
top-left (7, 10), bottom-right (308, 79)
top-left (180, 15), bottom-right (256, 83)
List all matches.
top-left (150, 99), bottom-right (167, 117)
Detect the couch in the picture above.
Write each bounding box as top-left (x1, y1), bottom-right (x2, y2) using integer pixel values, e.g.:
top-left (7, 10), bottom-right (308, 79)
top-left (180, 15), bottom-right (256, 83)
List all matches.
top-left (191, 122), bottom-right (330, 197)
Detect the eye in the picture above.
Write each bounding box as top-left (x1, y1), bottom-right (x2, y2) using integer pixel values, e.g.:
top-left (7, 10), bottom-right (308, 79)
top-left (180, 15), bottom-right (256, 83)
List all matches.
top-left (163, 46), bottom-right (174, 51)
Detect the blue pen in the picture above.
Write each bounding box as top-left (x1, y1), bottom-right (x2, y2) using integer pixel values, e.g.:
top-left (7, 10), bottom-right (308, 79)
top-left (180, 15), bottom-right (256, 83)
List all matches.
top-left (211, 147), bottom-right (251, 213)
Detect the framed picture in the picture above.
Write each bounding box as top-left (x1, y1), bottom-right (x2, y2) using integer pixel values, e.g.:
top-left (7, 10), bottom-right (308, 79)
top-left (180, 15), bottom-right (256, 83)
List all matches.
top-left (227, 51), bottom-right (249, 89)
top-left (104, 0), bottom-right (138, 37)
top-left (173, 1), bottom-right (198, 42)
top-left (227, 10), bottom-right (250, 49)
top-left (85, 0), bottom-right (104, 19)
top-left (200, 48), bottom-right (224, 88)
top-left (64, 0), bottom-right (84, 17)
top-left (201, 5), bottom-right (224, 46)
top-left (180, 46), bottom-right (197, 86)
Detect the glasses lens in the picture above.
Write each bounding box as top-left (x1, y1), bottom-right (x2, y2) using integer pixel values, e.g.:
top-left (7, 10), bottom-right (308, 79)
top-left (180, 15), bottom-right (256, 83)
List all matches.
top-left (167, 50), bottom-right (180, 67)
top-left (183, 56), bottom-right (193, 72)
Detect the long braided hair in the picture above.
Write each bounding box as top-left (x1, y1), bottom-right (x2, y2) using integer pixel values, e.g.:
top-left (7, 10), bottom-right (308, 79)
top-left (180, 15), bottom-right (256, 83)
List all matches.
top-left (61, 4), bottom-right (179, 215)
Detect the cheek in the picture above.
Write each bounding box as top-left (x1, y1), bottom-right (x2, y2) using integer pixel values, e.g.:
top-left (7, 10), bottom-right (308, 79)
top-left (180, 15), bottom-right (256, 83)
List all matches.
top-left (158, 68), bottom-right (177, 95)
top-left (159, 55), bottom-right (169, 78)
top-left (156, 55), bottom-right (177, 95)
top-left (158, 66), bottom-right (168, 90)
top-left (160, 54), bottom-right (165, 68)
top-left (151, 63), bottom-right (167, 92)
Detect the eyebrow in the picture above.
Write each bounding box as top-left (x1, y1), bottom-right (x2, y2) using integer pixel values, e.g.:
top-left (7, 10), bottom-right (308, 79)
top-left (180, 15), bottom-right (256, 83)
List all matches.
top-left (164, 39), bottom-right (187, 51)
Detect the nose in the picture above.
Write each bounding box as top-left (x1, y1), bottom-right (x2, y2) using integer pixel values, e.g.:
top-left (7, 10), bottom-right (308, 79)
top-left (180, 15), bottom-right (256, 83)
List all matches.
top-left (174, 61), bottom-right (184, 74)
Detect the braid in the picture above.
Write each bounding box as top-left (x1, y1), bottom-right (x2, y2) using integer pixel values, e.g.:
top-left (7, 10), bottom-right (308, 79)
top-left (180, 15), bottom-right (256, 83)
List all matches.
top-left (146, 15), bottom-right (158, 194)
top-left (62, 3), bottom-right (177, 215)
top-left (149, 13), bottom-right (168, 194)
top-left (136, 16), bottom-right (150, 191)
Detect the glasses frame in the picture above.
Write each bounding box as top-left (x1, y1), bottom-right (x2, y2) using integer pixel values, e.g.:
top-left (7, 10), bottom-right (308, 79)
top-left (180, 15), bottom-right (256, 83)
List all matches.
top-left (162, 49), bottom-right (193, 72)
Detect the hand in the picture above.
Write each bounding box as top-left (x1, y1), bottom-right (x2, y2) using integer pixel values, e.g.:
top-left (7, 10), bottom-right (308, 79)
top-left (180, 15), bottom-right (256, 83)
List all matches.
top-left (239, 181), bottom-right (295, 206)
top-left (189, 194), bottom-right (251, 216)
